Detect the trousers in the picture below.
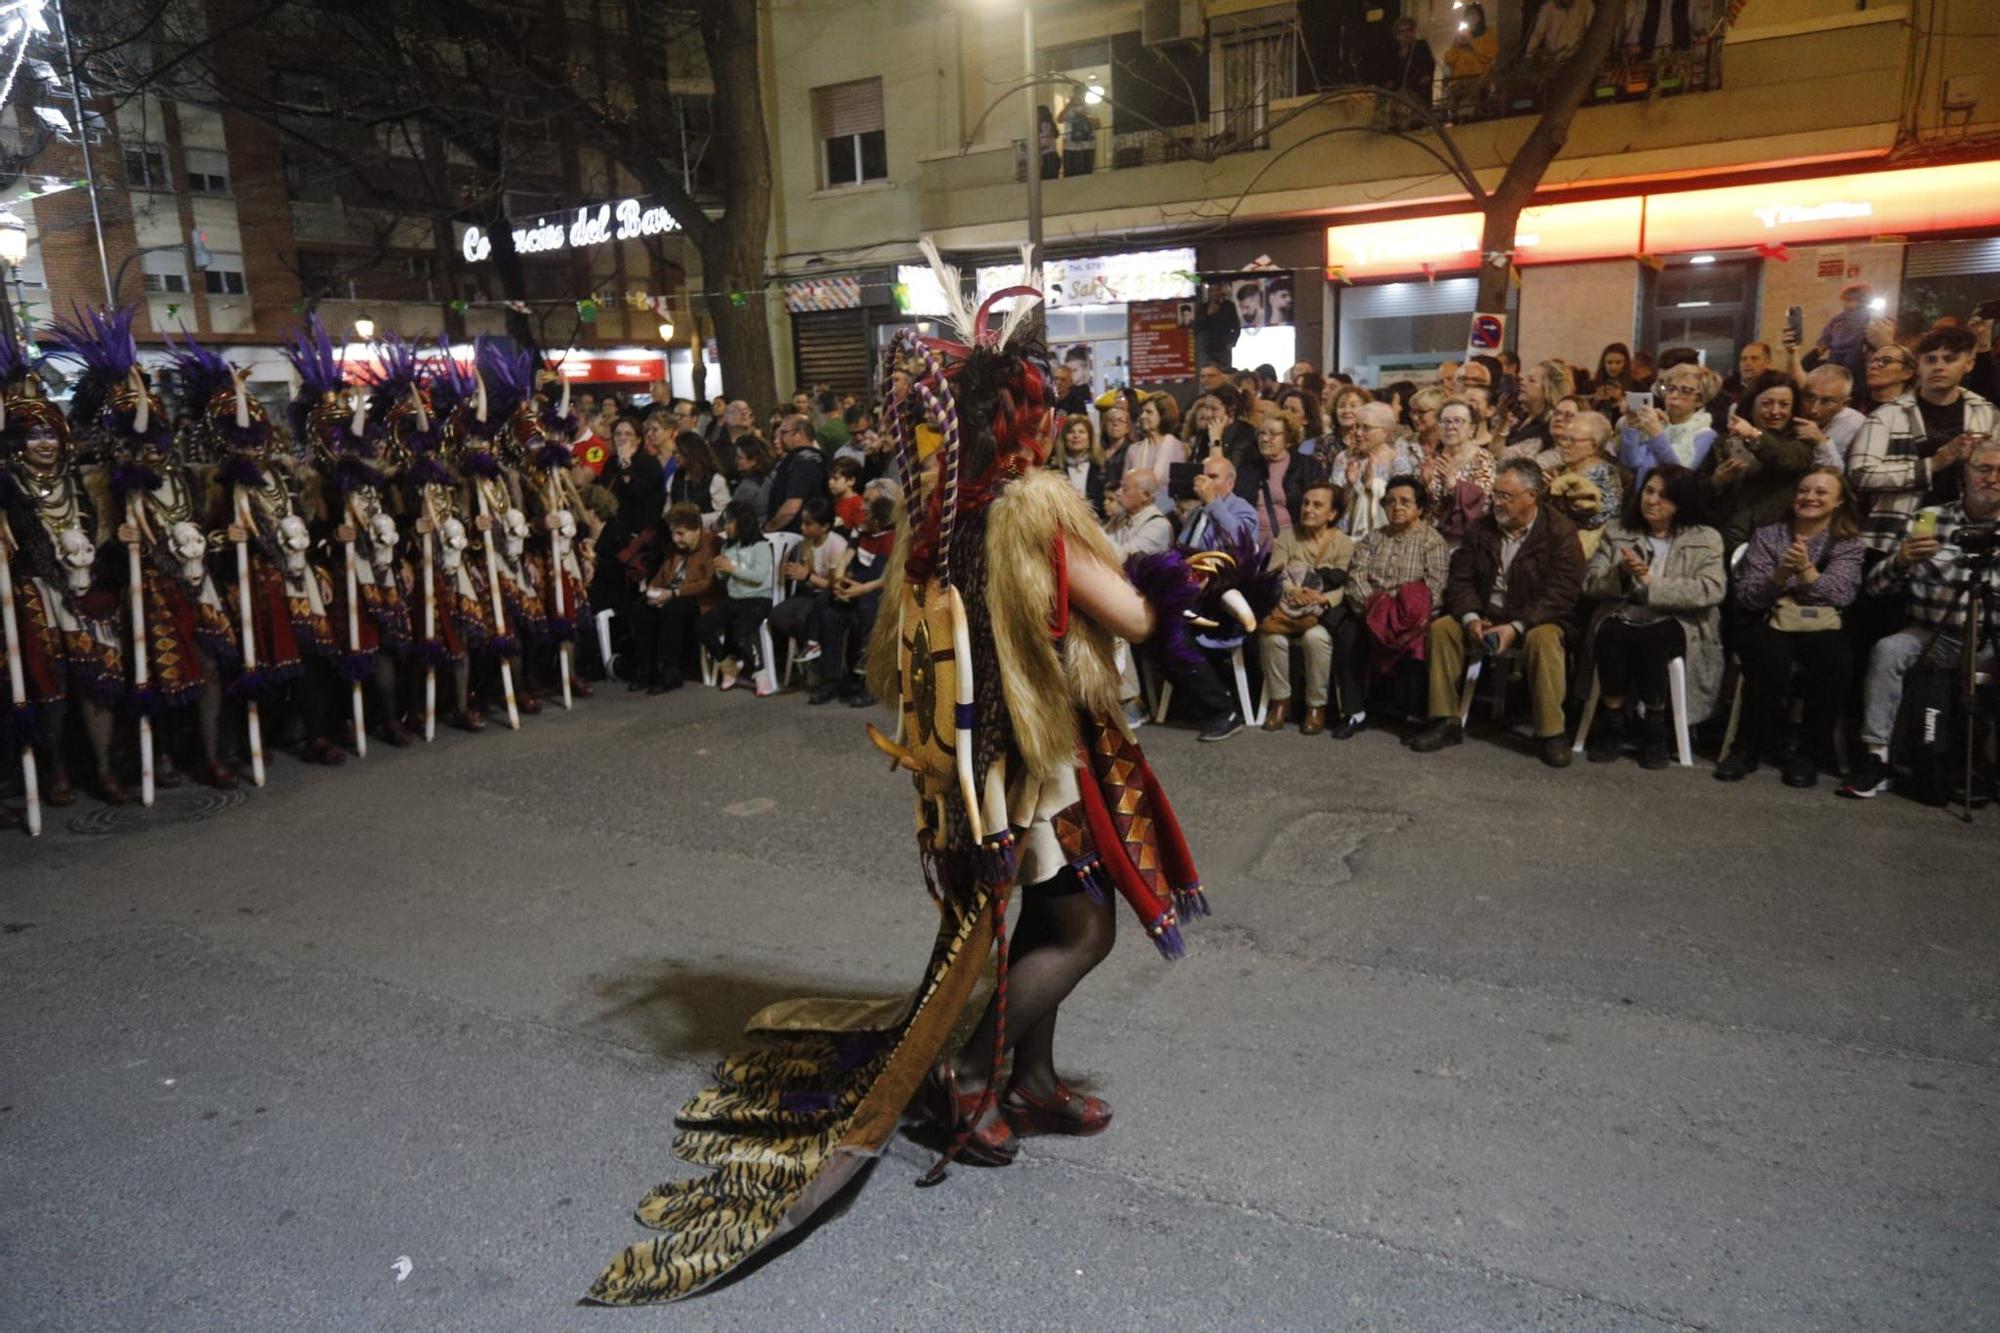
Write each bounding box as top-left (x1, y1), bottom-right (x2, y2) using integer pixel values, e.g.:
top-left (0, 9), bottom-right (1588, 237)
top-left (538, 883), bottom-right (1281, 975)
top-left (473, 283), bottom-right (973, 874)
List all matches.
top-left (697, 596), bottom-right (771, 671)
top-left (1258, 621), bottom-right (1333, 709)
top-left (1594, 617), bottom-right (1685, 707)
top-left (1863, 626), bottom-right (1995, 747)
top-left (1427, 617), bottom-right (1567, 738)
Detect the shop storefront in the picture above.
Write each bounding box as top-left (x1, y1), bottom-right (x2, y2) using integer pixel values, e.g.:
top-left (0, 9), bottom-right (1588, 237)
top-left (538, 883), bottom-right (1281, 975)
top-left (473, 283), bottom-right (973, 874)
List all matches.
top-left (1324, 158), bottom-right (2000, 379)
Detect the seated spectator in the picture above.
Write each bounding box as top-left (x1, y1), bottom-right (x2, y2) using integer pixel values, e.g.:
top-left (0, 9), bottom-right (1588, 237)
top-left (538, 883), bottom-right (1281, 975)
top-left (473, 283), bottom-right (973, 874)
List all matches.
top-left (1257, 481), bottom-right (1353, 735)
top-left (1619, 361), bottom-right (1715, 487)
top-left (1049, 413), bottom-right (1107, 511)
top-left (1533, 393), bottom-right (1587, 476)
top-left (1842, 440), bottom-right (2000, 798)
top-left (1407, 385), bottom-right (1447, 455)
top-left (698, 501), bottom-right (777, 695)
top-left (1326, 384), bottom-right (1374, 457)
top-left (1098, 403), bottom-right (1136, 507)
top-left (1421, 396), bottom-right (1496, 545)
top-left (809, 490), bottom-right (899, 706)
top-left (1580, 464), bottom-right (1726, 769)
top-left (827, 456), bottom-right (867, 533)
top-left (1105, 468), bottom-right (1173, 557)
top-left (1331, 475), bottom-right (1450, 738)
top-left (1188, 386), bottom-right (1257, 464)
top-left (1717, 468), bottom-right (1866, 786)
top-left (1458, 382), bottom-right (1500, 454)
top-left (1847, 324), bottom-right (1996, 557)
top-left (731, 435), bottom-right (776, 518)
top-left (1273, 387), bottom-right (1325, 454)
top-left (1171, 453), bottom-right (1258, 742)
top-left (1504, 359), bottom-right (1575, 459)
top-left (629, 503), bottom-right (719, 695)
top-left (1701, 371), bottom-right (1815, 549)
top-left (1330, 401), bottom-right (1425, 537)
top-left (1544, 409), bottom-right (1624, 558)
top-left (1409, 459), bottom-right (1585, 767)
top-left (1796, 365), bottom-right (1867, 470)
top-left (768, 497), bottom-right (848, 680)
top-left (1237, 415), bottom-right (1328, 547)
top-left (666, 430), bottom-right (731, 520)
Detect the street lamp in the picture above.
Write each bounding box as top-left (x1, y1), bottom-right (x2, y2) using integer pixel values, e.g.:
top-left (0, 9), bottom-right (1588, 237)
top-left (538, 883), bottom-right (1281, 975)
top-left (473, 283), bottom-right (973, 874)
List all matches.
top-left (351, 316), bottom-right (376, 340)
top-left (657, 320), bottom-right (675, 342)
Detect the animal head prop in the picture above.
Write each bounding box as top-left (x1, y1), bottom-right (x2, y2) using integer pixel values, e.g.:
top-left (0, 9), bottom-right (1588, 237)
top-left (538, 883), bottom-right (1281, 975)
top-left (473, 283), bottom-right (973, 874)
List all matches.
top-left (436, 515), bottom-right (468, 572)
top-left (164, 329), bottom-right (270, 466)
top-left (284, 314), bottom-right (378, 483)
top-left (33, 307), bottom-right (157, 470)
top-left (366, 511), bottom-right (400, 569)
top-left (889, 238), bottom-right (1052, 589)
top-left (473, 338), bottom-right (555, 471)
top-left (498, 504), bottom-right (531, 561)
top-left (169, 520), bottom-right (208, 581)
top-left (276, 513), bottom-right (312, 577)
top-left (56, 526), bottom-right (96, 592)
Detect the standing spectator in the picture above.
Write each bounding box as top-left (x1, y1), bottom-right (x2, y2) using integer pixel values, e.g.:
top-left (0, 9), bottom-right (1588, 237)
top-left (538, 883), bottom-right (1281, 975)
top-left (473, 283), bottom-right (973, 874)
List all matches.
top-left (1389, 16), bottom-right (1436, 102)
top-left (1128, 396), bottom-right (1187, 515)
top-left (1793, 283), bottom-right (1875, 384)
top-left (699, 502), bottom-right (776, 695)
top-left (1588, 342), bottom-right (1636, 396)
top-left (765, 414), bottom-right (829, 534)
top-left (1036, 105), bottom-right (1060, 180)
top-left (827, 457), bottom-right (868, 533)
top-left (1331, 401), bottom-right (1425, 537)
top-left (1721, 341), bottom-right (1773, 400)
top-left (1332, 475), bottom-right (1451, 737)
top-left (1422, 396), bottom-right (1497, 544)
top-left (629, 504), bottom-right (719, 695)
top-left (1861, 341), bottom-right (1917, 409)
top-left (730, 435), bottom-right (776, 519)
top-left (1701, 371), bottom-right (1815, 549)
top-left (1796, 365), bottom-right (1867, 470)
top-left (1525, 0), bottom-right (1593, 59)
top-left (1049, 414), bottom-right (1107, 511)
top-left (641, 408), bottom-right (676, 460)
top-left (1619, 362), bottom-right (1716, 487)
top-left (1408, 459), bottom-right (1585, 767)
top-left (1051, 362), bottom-right (1091, 417)
top-left (1274, 387), bottom-right (1325, 453)
top-left (1718, 469), bottom-right (1866, 786)
top-left (1505, 359), bottom-right (1574, 458)
top-left (1061, 96), bottom-right (1096, 177)
top-left (1237, 415), bottom-right (1328, 548)
top-left (1847, 325), bottom-right (1996, 554)
top-left (1098, 403), bottom-right (1135, 506)
top-left (1195, 282), bottom-right (1241, 370)
top-left (1444, 3), bottom-right (1498, 95)
top-left (1258, 481), bottom-right (1353, 735)
top-left (1844, 440), bottom-right (2000, 797)
top-left (1580, 465), bottom-right (1726, 769)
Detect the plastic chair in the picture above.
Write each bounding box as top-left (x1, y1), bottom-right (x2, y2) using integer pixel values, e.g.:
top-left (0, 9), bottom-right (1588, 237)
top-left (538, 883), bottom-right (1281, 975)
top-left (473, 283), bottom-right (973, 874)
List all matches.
top-left (1456, 653), bottom-right (1517, 726)
top-left (594, 607), bottom-right (620, 682)
top-left (755, 532), bottom-right (805, 693)
top-left (1571, 658), bottom-right (1695, 766)
top-left (1142, 643), bottom-right (1265, 728)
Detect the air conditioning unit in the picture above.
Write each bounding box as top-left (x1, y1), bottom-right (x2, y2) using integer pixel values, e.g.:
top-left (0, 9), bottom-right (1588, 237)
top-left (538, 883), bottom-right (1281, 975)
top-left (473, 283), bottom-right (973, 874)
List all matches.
top-left (1142, 0), bottom-right (1201, 46)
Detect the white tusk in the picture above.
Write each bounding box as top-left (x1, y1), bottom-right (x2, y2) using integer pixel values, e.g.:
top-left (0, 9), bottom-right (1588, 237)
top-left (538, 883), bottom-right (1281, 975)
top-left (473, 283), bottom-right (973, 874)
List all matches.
top-left (1186, 612), bottom-right (1220, 629)
top-left (130, 369), bottom-right (150, 437)
top-left (557, 374), bottom-right (571, 421)
top-left (233, 371), bottom-right (251, 430)
top-left (474, 373), bottom-right (487, 424)
top-left (1222, 588), bottom-right (1256, 632)
top-left (349, 391), bottom-right (368, 439)
top-left (409, 386), bottom-right (429, 435)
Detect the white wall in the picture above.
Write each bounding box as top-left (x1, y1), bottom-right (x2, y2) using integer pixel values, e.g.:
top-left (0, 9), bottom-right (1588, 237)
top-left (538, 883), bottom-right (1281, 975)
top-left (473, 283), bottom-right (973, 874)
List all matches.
top-left (1517, 261), bottom-right (1641, 367)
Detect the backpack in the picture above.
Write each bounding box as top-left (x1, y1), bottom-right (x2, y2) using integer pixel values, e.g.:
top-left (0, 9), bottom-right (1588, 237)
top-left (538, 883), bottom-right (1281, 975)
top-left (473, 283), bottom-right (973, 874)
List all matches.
top-left (1890, 655), bottom-right (1964, 807)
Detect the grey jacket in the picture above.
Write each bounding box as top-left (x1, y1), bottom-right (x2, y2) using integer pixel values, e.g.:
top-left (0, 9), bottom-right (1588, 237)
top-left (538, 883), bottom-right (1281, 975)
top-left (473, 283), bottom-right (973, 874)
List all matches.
top-left (1582, 522), bottom-right (1728, 721)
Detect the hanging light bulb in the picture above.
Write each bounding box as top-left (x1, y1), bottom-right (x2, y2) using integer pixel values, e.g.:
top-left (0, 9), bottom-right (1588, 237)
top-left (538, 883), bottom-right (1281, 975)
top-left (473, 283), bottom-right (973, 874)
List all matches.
top-left (352, 317), bottom-right (376, 340)
top-left (657, 320), bottom-right (676, 342)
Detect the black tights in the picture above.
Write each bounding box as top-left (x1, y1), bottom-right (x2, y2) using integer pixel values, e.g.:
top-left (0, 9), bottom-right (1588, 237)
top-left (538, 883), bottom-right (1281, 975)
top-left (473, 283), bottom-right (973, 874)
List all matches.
top-left (951, 868), bottom-right (1116, 1099)
top-left (1595, 617), bottom-right (1685, 709)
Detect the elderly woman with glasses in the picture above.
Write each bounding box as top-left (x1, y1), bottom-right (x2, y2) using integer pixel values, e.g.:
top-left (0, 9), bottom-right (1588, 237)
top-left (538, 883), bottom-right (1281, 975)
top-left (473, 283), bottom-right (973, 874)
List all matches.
top-left (1330, 401), bottom-right (1424, 537)
top-left (1619, 363), bottom-right (1717, 488)
top-left (1421, 396), bottom-right (1495, 544)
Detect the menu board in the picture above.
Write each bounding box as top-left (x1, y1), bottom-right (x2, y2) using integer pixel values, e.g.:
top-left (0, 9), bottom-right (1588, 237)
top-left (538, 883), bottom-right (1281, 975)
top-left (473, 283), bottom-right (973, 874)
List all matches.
top-left (1127, 299), bottom-right (1196, 382)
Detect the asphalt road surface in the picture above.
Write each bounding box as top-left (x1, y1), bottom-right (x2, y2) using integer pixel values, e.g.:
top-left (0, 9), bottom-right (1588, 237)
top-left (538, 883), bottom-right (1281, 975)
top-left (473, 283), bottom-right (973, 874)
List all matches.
top-left (3, 683), bottom-right (1996, 1331)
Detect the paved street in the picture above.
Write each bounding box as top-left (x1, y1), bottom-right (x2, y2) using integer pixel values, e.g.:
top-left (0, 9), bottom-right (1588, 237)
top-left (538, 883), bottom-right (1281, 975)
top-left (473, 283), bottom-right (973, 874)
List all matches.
top-left (2, 685), bottom-right (1996, 1331)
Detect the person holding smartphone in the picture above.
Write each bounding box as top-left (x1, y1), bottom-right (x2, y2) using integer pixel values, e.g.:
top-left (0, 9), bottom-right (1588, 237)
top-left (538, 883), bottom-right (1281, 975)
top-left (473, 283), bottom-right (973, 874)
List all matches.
top-left (1848, 324), bottom-right (1997, 555)
top-left (1698, 371), bottom-right (1816, 550)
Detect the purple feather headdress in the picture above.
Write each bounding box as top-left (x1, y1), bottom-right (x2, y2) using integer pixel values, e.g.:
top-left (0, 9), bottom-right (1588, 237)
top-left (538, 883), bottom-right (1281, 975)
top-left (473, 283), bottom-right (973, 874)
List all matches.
top-left (0, 327), bottom-right (34, 389)
top-left (474, 336), bottom-right (532, 424)
top-left (423, 336), bottom-right (475, 424)
top-left (164, 328), bottom-right (270, 454)
top-left (282, 313), bottom-right (345, 444)
top-left (40, 307), bottom-right (143, 441)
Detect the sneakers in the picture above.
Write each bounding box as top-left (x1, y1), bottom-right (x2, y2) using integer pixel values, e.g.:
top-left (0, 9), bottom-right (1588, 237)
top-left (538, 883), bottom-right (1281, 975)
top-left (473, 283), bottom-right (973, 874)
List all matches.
top-left (1122, 700), bottom-right (1149, 730)
top-left (794, 641), bottom-right (822, 663)
top-left (1197, 711), bottom-right (1244, 743)
top-left (1406, 719), bottom-right (1463, 753)
top-left (1838, 753), bottom-right (1891, 799)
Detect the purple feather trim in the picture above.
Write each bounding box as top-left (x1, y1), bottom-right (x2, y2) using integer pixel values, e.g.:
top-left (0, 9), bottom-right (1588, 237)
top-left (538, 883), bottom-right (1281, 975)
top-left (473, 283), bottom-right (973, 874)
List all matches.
top-left (544, 614), bottom-right (576, 642)
top-left (832, 1031), bottom-right (893, 1072)
top-left (534, 441), bottom-right (573, 472)
top-left (1172, 881), bottom-right (1211, 920)
top-left (537, 403), bottom-right (573, 440)
top-left (216, 417), bottom-right (271, 453)
top-left (282, 314), bottom-right (344, 399)
top-left (338, 650), bottom-right (374, 683)
top-left (124, 683), bottom-right (161, 716)
top-left (1123, 550), bottom-right (1206, 677)
top-left (459, 449), bottom-right (502, 480)
top-left (194, 626), bottom-right (240, 668)
top-left (216, 455), bottom-right (268, 489)
top-left (977, 830), bottom-right (1018, 891)
top-left (488, 633), bottom-right (518, 658)
top-left (1146, 910), bottom-right (1186, 961)
top-left (111, 462), bottom-right (163, 495)
top-left (332, 455), bottom-right (387, 494)
top-left (406, 456), bottom-right (453, 489)
top-left (40, 306), bottom-right (139, 378)
top-left (225, 668), bottom-right (267, 702)
top-left (418, 639), bottom-right (455, 668)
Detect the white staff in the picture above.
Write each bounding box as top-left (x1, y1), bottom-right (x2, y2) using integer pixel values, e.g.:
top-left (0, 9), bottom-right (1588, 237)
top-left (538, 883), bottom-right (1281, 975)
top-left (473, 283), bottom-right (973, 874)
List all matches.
top-left (341, 391), bottom-right (371, 758)
top-left (0, 509), bottom-right (40, 837)
top-left (123, 370), bottom-right (157, 806)
top-left (229, 374), bottom-right (267, 787)
top-left (472, 375), bottom-right (520, 730)
top-left (409, 387), bottom-right (438, 742)
top-left (544, 375), bottom-right (575, 710)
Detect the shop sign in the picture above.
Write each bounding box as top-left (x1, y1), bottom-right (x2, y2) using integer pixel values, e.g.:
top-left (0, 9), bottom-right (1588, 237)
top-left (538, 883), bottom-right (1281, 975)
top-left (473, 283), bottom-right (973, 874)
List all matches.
top-left (1324, 197), bottom-right (1644, 281)
top-left (976, 247), bottom-right (1197, 309)
top-left (1127, 299), bottom-right (1196, 382)
top-left (460, 197), bottom-right (680, 264)
top-left (1205, 269), bottom-right (1295, 328)
top-left (550, 352), bottom-right (665, 382)
top-left (784, 275), bottom-right (863, 312)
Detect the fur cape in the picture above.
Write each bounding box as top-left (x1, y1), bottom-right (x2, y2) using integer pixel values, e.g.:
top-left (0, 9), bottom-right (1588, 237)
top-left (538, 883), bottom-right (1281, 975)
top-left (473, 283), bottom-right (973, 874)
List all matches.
top-left (866, 466), bottom-right (1125, 784)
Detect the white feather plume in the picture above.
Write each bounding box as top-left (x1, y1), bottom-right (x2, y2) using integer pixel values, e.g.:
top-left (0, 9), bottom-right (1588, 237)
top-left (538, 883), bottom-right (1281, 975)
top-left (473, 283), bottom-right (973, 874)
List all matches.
top-left (994, 241), bottom-right (1044, 350)
top-left (918, 237), bottom-right (977, 346)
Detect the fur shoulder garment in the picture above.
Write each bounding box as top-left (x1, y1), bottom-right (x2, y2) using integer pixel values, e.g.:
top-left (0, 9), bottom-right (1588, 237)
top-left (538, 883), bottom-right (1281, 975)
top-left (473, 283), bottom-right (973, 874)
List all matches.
top-left (866, 468), bottom-right (1124, 784)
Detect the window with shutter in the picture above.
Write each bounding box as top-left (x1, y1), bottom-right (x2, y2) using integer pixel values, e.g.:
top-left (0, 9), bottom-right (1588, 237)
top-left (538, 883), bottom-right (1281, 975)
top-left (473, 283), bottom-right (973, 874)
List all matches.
top-left (811, 78), bottom-right (887, 189)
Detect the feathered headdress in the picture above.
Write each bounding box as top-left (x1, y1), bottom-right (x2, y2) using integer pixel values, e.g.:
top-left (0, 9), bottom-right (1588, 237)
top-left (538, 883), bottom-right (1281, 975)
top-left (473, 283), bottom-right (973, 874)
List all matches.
top-left (35, 306), bottom-right (160, 461)
top-left (365, 333), bottom-right (440, 470)
top-left (164, 327), bottom-right (270, 461)
top-left (282, 313), bottom-right (345, 441)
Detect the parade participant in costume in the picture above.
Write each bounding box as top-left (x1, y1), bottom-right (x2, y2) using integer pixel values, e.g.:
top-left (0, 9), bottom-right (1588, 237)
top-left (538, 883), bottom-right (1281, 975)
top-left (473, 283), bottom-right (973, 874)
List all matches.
top-left (43, 308), bottom-right (239, 791)
top-left (0, 337), bottom-right (126, 805)
top-left (388, 340), bottom-right (486, 733)
top-left (437, 341), bottom-right (536, 724)
top-left (590, 244), bottom-right (1241, 1305)
top-left (288, 315), bottom-right (416, 749)
top-left (176, 333), bottom-right (345, 768)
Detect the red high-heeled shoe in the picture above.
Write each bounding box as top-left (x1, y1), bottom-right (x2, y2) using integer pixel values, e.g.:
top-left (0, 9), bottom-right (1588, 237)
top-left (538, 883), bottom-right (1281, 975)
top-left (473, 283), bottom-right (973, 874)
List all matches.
top-left (1000, 1081), bottom-right (1113, 1138)
top-left (922, 1062), bottom-right (1017, 1165)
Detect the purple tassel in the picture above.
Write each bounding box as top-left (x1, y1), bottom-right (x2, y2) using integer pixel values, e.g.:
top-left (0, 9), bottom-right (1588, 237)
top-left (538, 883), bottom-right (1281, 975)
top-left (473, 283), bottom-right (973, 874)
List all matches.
top-left (216, 455), bottom-right (268, 490)
top-left (977, 830), bottom-right (1017, 891)
top-left (417, 638), bottom-right (455, 668)
top-left (225, 668), bottom-right (266, 701)
top-left (216, 417), bottom-right (271, 454)
top-left (460, 449), bottom-right (502, 480)
top-left (488, 633), bottom-right (517, 658)
top-left (1070, 853), bottom-right (1110, 905)
top-left (534, 441), bottom-right (574, 473)
top-left (1172, 882), bottom-right (1211, 920)
top-left (544, 614), bottom-right (576, 642)
top-left (111, 462), bottom-right (163, 496)
top-left (1147, 911), bottom-right (1186, 961)
top-left (339, 650), bottom-right (374, 683)
top-left (124, 683), bottom-right (161, 717)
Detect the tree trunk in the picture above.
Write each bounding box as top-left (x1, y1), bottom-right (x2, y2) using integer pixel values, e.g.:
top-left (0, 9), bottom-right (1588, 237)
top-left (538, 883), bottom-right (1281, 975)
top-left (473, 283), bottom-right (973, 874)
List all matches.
top-left (1473, 0), bottom-right (1632, 316)
top-left (690, 0), bottom-right (776, 411)
top-left (701, 233), bottom-right (777, 414)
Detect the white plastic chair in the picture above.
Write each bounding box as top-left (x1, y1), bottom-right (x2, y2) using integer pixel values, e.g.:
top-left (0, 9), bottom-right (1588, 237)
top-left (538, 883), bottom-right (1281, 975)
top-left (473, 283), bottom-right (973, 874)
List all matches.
top-left (755, 532), bottom-right (805, 693)
top-left (1456, 653), bottom-right (1517, 726)
top-left (593, 607), bottom-right (620, 682)
top-left (1142, 643), bottom-right (1264, 728)
top-left (1571, 657), bottom-right (1694, 766)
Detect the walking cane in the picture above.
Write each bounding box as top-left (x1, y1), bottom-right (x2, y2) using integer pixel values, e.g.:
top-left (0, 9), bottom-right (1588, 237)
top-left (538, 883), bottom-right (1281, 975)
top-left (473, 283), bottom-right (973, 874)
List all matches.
top-left (0, 514), bottom-right (41, 835)
top-left (233, 489), bottom-right (267, 787)
top-left (546, 471), bottom-right (572, 711)
top-left (475, 483), bottom-right (521, 730)
top-left (342, 497), bottom-right (367, 759)
top-left (125, 499), bottom-right (156, 806)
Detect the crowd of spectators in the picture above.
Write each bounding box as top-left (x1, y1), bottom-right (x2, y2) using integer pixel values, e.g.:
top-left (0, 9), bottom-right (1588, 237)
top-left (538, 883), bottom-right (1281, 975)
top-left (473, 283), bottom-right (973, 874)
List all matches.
top-left (582, 292), bottom-right (1998, 807)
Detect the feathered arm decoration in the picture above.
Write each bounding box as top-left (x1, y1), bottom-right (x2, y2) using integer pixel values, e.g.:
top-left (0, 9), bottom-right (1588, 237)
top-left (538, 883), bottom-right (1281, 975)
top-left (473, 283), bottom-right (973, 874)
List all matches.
top-left (1123, 550), bottom-right (1207, 677)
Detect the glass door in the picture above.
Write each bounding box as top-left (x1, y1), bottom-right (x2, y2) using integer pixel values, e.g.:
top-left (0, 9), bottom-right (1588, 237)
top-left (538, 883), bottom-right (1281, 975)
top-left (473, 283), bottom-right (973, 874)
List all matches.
top-left (1644, 257), bottom-right (1760, 371)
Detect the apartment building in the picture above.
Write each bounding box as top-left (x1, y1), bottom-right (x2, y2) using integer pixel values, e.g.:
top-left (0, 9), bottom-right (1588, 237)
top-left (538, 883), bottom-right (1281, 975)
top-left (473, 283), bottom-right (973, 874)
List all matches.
top-left (5, 3), bottom-right (709, 403)
top-left (761, 0), bottom-right (2000, 394)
